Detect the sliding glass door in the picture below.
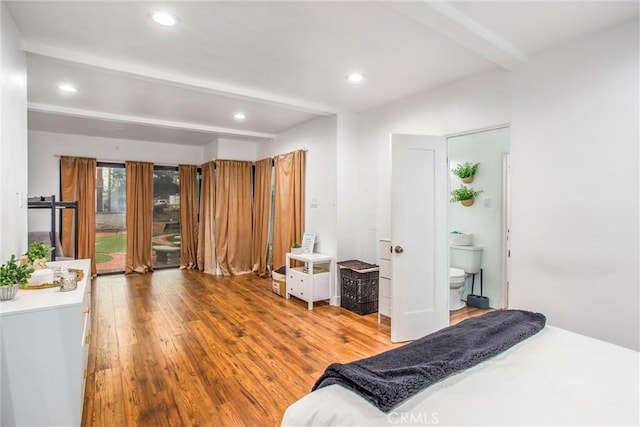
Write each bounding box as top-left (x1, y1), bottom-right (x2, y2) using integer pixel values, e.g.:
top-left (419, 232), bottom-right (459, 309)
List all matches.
top-left (95, 164), bottom-right (127, 274)
top-left (95, 164), bottom-right (189, 273)
top-left (152, 167), bottom-right (180, 268)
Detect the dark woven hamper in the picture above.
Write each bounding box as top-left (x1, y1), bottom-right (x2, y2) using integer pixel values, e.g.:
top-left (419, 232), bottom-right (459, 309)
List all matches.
top-left (338, 260), bottom-right (379, 315)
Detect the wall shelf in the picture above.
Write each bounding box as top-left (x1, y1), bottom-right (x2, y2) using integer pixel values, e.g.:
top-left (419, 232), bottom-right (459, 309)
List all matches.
top-left (27, 195), bottom-right (79, 260)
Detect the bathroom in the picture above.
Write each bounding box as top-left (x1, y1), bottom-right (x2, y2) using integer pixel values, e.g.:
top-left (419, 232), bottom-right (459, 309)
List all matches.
top-left (448, 127), bottom-right (510, 310)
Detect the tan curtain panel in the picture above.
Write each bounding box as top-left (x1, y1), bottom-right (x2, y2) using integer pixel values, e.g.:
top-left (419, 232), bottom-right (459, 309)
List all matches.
top-left (215, 160), bottom-right (253, 276)
top-left (125, 161), bottom-right (154, 274)
top-left (273, 150), bottom-right (306, 270)
top-left (197, 161), bottom-right (216, 274)
top-left (60, 156), bottom-right (97, 277)
top-left (251, 158), bottom-right (273, 277)
top-left (179, 164), bottom-right (198, 269)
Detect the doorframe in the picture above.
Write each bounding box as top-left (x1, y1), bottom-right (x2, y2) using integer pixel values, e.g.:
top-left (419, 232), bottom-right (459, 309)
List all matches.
top-left (502, 153), bottom-right (511, 308)
top-left (445, 123), bottom-right (510, 139)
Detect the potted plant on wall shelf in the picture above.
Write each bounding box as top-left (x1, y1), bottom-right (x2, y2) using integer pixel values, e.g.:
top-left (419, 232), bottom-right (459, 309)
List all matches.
top-left (450, 185), bottom-right (482, 207)
top-left (452, 162), bottom-right (480, 184)
top-left (0, 255), bottom-right (34, 301)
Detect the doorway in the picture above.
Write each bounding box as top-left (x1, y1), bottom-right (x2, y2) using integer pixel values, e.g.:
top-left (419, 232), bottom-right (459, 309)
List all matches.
top-left (447, 126), bottom-right (510, 309)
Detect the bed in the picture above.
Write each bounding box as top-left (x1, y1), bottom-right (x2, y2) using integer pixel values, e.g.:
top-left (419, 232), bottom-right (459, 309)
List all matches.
top-left (282, 311), bottom-right (639, 426)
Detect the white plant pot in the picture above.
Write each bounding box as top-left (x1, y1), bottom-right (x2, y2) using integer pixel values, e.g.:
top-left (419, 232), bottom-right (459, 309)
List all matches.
top-left (0, 284), bottom-right (19, 301)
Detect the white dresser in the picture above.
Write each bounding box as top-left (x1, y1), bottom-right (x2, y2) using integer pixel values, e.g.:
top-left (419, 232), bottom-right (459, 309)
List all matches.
top-left (286, 252), bottom-right (334, 310)
top-left (0, 259), bottom-right (92, 427)
top-left (378, 239), bottom-right (392, 321)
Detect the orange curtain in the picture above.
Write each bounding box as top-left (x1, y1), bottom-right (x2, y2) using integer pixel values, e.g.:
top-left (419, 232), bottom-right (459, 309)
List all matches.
top-left (198, 161), bottom-right (216, 274)
top-left (178, 164), bottom-right (198, 269)
top-left (197, 161), bottom-right (216, 274)
top-left (125, 161), bottom-right (154, 274)
top-left (215, 160), bottom-right (253, 276)
top-left (273, 150), bottom-right (305, 270)
top-left (251, 158), bottom-right (272, 277)
top-left (60, 156), bottom-right (97, 276)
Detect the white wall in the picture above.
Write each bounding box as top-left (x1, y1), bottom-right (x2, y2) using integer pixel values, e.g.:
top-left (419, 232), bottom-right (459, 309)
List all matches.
top-left (359, 69), bottom-right (511, 265)
top-left (203, 139), bottom-right (218, 162)
top-left (216, 138), bottom-right (259, 162)
top-left (0, 4), bottom-right (28, 261)
top-left (336, 111), bottom-right (361, 262)
top-left (257, 116), bottom-right (338, 259)
top-left (358, 20), bottom-right (639, 350)
top-left (509, 20), bottom-right (639, 350)
top-left (449, 127), bottom-right (510, 308)
top-left (28, 130), bottom-right (205, 230)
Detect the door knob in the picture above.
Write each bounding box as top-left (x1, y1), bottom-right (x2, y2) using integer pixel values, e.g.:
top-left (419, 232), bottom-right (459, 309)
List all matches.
top-left (394, 245), bottom-right (404, 254)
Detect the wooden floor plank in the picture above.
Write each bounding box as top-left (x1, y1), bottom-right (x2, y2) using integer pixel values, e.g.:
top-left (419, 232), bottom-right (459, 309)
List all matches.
top-left (82, 269), bottom-right (490, 426)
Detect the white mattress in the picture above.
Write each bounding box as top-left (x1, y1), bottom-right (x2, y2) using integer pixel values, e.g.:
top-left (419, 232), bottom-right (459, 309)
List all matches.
top-left (281, 326), bottom-right (639, 426)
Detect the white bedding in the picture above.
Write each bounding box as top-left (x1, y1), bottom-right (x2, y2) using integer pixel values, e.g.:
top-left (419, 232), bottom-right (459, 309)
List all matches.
top-left (281, 326), bottom-right (639, 426)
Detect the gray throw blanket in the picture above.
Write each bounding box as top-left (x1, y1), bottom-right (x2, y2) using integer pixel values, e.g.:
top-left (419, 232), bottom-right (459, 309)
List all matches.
top-left (312, 309), bottom-right (546, 412)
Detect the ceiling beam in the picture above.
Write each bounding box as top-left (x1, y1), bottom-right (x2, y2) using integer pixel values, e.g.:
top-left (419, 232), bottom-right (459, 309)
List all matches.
top-left (24, 43), bottom-right (340, 117)
top-left (28, 103), bottom-right (277, 140)
top-left (383, 0), bottom-right (528, 71)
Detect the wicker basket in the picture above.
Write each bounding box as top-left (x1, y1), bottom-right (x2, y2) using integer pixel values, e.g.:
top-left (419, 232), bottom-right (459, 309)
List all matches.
top-left (339, 260), bottom-right (379, 315)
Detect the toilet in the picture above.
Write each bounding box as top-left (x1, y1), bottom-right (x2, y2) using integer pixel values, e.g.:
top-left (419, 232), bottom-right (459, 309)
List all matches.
top-left (449, 245), bottom-right (483, 311)
top-left (449, 267), bottom-right (466, 310)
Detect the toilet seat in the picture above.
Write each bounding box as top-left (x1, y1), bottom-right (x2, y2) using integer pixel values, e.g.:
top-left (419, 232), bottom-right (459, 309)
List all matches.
top-left (450, 267), bottom-right (465, 279)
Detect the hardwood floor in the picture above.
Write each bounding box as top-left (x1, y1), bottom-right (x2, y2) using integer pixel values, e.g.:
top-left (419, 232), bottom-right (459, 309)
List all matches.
top-left (82, 269), bottom-right (490, 427)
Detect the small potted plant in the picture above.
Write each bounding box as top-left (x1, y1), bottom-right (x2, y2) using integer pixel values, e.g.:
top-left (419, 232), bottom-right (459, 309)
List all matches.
top-left (0, 255), bottom-right (35, 300)
top-left (291, 242), bottom-right (303, 254)
top-left (25, 241), bottom-right (55, 269)
top-left (450, 185), bottom-right (483, 207)
top-left (451, 162), bottom-right (480, 183)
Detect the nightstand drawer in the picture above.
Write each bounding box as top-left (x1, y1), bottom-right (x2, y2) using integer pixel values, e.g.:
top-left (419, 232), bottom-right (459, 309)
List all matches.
top-left (379, 277), bottom-right (391, 298)
top-left (379, 259), bottom-right (391, 278)
top-left (379, 239), bottom-right (391, 261)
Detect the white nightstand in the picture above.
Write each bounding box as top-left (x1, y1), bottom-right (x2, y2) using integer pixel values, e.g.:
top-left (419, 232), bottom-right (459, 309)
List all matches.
top-left (379, 239), bottom-right (392, 322)
top-left (285, 252), bottom-right (335, 310)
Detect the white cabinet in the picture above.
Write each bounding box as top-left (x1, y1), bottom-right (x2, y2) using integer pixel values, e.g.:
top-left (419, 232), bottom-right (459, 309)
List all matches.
top-left (378, 239), bottom-right (392, 321)
top-left (286, 253), bottom-right (334, 310)
top-left (0, 259), bottom-right (91, 427)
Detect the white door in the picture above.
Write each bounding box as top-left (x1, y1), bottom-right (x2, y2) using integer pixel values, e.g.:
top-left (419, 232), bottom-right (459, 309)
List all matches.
top-left (391, 133), bottom-right (448, 342)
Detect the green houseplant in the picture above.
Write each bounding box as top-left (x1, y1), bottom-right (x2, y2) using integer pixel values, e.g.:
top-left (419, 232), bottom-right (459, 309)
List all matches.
top-left (451, 162), bottom-right (480, 183)
top-left (450, 185), bottom-right (482, 207)
top-left (291, 242), bottom-right (302, 254)
top-left (25, 241), bottom-right (55, 268)
top-left (0, 255), bottom-right (35, 300)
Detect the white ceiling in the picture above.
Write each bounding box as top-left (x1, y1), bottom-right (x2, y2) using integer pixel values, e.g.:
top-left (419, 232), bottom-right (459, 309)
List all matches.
top-left (6, 1), bottom-right (639, 146)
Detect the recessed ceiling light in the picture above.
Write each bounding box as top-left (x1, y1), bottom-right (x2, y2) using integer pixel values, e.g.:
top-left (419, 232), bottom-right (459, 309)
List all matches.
top-left (233, 112), bottom-right (246, 120)
top-left (152, 11), bottom-right (179, 26)
top-left (347, 73), bottom-right (364, 83)
top-left (58, 83), bottom-right (77, 93)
